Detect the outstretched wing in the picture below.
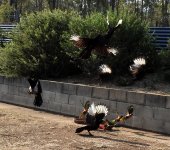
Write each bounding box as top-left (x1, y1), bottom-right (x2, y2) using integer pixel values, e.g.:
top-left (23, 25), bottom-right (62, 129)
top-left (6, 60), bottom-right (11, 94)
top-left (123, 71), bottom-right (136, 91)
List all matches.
top-left (70, 35), bottom-right (91, 48)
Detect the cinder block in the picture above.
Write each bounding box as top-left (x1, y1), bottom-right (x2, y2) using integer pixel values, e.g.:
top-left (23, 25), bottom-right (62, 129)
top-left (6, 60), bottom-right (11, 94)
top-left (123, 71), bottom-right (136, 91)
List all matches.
top-left (77, 85), bottom-right (92, 97)
top-left (109, 89), bottom-right (127, 102)
top-left (130, 116), bottom-right (143, 129)
top-left (153, 107), bottom-right (170, 122)
top-left (117, 102), bottom-right (133, 115)
top-left (48, 81), bottom-right (63, 93)
top-left (109, 100), bottom-right (117, 113)
top-left (18, 87), bottom-right (29, 97)
top-left (42, 91), bottom-right (56, 102)
top-left (142, 118), bottom-right (165, 133)
top-left (166, 96), bottom-right (170, 108)
top-left (0, 76), bottom-right (4, 84)
top-left (92, 87), bottom-right (109, 99)
top-left (75, 106), bottom-right (83, 117)
top-left (145, 94), bottom-right (166, 108)
top-left (40, 80), bottom-right (49, 91)
top-left (127, 91), bottom-right (145, 105)
top-left (21, 77), bottom-right (30, 88)
top-left (8, 85), bottom-right (19, 95)
top-left (48, 102), bottom-right (61, 113)
top-left (164, 122), bottom-right (170, 134)
top-left (62, 83), bottom-right (77, 95)
top-left (61, 104), bottom-right (76, 116)
top-left (55, 93), bottom-right (69, 104)
top-left (133, 104), bottom-right (154, 119)
top-left (68, 95), bottom-right (84, 107)
top-left (0, 84), bottom-right (8, 94)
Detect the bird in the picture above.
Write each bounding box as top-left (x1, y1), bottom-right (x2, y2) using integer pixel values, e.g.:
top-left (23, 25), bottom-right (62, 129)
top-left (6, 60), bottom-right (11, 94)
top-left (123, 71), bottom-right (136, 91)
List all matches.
top-left (98, 64), bottom-right (112, 81)
top-left (27, 78), bottom-right (43, 107)
top-left (129, 57), bottom-right (146, 80)
top-left (75, 102), bottom-right (108, 136)
top-left (78, 101), bottom-right (90, 119)
top-left (100, 105), bottom-right (134, 130)
top-left (70, 18), bottom-right (122, 59)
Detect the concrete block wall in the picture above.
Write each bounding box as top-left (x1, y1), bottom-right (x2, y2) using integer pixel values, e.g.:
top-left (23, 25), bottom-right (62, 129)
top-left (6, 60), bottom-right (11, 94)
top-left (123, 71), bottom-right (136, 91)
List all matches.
top-left (0, 76), bottom-right (170, 135)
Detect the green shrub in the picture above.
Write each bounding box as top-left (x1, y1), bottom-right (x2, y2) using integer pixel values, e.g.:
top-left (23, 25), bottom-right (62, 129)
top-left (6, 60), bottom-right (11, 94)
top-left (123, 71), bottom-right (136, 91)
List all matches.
top-left (0, 10), bottom-right (80, 78)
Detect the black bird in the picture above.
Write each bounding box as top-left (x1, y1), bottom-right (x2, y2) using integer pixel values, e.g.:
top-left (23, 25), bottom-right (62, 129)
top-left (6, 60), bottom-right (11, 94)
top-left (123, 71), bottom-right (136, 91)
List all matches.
top-left (75, 102), bottom-right (108, 136)
top-left (27, 78), bottom-right (43, 107)
top-left (70, 19), bottom-right (122, 59)
top-left (129, 57), bottom-right (146, 80)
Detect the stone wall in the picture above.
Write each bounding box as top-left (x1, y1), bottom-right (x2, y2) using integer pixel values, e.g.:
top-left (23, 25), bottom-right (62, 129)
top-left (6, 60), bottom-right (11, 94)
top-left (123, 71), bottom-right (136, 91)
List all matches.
top-left (0, 76), bottom-right (170, 134)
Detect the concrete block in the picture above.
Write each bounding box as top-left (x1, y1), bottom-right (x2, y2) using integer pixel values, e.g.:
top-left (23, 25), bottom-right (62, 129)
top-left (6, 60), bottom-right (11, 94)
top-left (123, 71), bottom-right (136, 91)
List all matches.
top-left (77, 85), bottom-right (92, 97)
top-left (133, 104), bottom-right (154, 119)
top-left (153, 107), bottom-right (170, 122)
top-left (109, 100), bottom-right (117, 113)
top-left (8, 85), bottom-right (19, 95)
top-left (127, 91), bottom-right (145, 105)
top-left (0, 76), bottom-right (4, 84)
top-left (49, 81), bottom-right (63, 93)
top-left (0, 84), bottom-right (8, 94)
top-left (92, 87), bottom-right (109, 99)
top-left (142, 118), bottom-right (165, 133)
top-left (166, 96), bottom-right (170, 108)
top-left (61, 104), bottom-right (76, 116)
top-left (42, 91), bottom-right (56, 102)
top-left (40, 80), bottom-right (49, 91)
top-left (62, 83), bottom-right (77, 95)
top-left (109, 89), bottom-right (127, 102)
top-left (145, 94), bottom-right (167, 108)
top-left (21, 78), bottom-right (30, 88)
top-left (75, 106), bottom-right (82, 117)
top-left (116, 102), bottom-right (133, 115)
top-left (55, 93), bottom-right (69, 104)
top-left (18, 87), bottom-right (29, 97)
top-left (164, 122), bottom-right (170, 134)
top-left (68, 95), bottom-right (84, 107)
top-left (48, 102), bottom-right (62, 113)
top-left (128, 116), bottom-right (142, 128)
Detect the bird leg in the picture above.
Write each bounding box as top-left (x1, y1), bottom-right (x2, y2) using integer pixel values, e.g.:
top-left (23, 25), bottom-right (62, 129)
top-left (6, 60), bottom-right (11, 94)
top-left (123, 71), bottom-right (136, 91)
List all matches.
top-left (88, 130), bottom-right (94, 136)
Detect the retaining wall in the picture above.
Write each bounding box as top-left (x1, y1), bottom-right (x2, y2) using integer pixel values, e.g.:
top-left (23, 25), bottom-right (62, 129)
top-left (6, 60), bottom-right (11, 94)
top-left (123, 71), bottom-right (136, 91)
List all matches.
top-left (0, 76), bottom-right (170, 135)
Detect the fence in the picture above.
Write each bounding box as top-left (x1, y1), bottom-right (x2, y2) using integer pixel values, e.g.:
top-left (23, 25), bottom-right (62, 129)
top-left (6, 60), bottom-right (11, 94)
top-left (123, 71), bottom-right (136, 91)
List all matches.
top-left (0, 24), bottom-right (170, 49)
top-left (149, 27), bottom-right (170, 50)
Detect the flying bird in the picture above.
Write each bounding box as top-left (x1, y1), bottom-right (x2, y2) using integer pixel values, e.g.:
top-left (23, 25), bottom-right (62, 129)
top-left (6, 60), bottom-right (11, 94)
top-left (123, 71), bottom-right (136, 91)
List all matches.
top-left (27, 78), bottom-right (43, 107)
top-left (70, 19), bottom-right (122, 59)
top-left (98, 64), bottom-right (112, 81)
top-left (75, 102), bottom-right (108, 136)
top-left (129, 57), bottom-right (146, 80)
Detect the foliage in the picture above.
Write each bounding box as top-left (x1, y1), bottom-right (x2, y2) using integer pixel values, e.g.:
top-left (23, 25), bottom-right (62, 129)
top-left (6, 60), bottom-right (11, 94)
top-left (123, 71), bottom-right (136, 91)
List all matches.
top-left (0, 0), bottom-right (14, 23)
top-left (0, 9), bottom-right (81, 78)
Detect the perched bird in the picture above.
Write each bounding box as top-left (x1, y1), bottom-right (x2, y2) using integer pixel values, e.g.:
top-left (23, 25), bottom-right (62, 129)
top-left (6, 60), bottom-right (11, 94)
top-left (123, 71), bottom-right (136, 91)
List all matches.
top-left (129, 57), bottom-right (146, 80)
top-left (100, 105), bottom-right (134, 130)
top-left (75, 102), bottom-right (108, 136)
top-left (27, 78), bottom-right (43, 107)
top-left (98, 64), bottom-right (112, 81)
top-left (70, 19), bottom-right (122, 59)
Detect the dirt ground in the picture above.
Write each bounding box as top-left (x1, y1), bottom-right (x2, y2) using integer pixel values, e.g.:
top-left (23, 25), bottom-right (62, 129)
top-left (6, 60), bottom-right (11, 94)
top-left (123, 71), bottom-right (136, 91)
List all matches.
top-left (0, 103), bottom-right (170, 150)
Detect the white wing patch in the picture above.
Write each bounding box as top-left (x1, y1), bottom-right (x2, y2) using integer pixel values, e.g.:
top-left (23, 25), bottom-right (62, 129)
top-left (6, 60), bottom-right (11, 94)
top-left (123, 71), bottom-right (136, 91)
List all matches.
top-left (107, 48), bottom-right (118, 55)
top-left (88, 103), bottom-right (108, 116)
top-left (70, 35), bottom-right (80, 41)
top-left (99, 64), bottom-right (112, 74)
top-left (88, 103), bottom-right (96, 116)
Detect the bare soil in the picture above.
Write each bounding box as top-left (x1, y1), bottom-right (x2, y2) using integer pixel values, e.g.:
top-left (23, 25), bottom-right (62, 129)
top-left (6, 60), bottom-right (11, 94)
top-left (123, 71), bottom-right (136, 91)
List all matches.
top-left (0, 103), bottom-right (170, 150)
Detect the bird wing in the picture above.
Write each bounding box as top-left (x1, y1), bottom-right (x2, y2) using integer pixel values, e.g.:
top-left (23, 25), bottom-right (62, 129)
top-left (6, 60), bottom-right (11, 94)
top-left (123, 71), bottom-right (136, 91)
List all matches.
top-left (70, 35), bottom-right (90, 48)
top-left (79, 46), bottom-right (93, 59)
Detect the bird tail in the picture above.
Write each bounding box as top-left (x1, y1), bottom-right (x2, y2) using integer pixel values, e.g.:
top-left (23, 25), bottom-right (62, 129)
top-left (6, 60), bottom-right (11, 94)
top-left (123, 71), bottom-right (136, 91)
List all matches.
top-left (75, 126), bottom-right (89, 133)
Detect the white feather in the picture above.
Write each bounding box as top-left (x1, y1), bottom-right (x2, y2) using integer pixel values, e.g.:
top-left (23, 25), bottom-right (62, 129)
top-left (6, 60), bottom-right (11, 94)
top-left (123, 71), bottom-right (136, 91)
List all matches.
top-left (133, 58), bottom-right (146, 66)
top-left (87, 103), bottom-right (108, 116)
top-left (70, 35), bottom-right (80, 41)
top-left (115, 19), bottom-right (122, 27)
top-left (99, 64), bottom-right (112, 74)
top-left (88, 103), bottom-right (96, 116)
top-left (107, 48), bottom-right (118, 55)
top-left (95, 105), bottom-right (108, 116)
